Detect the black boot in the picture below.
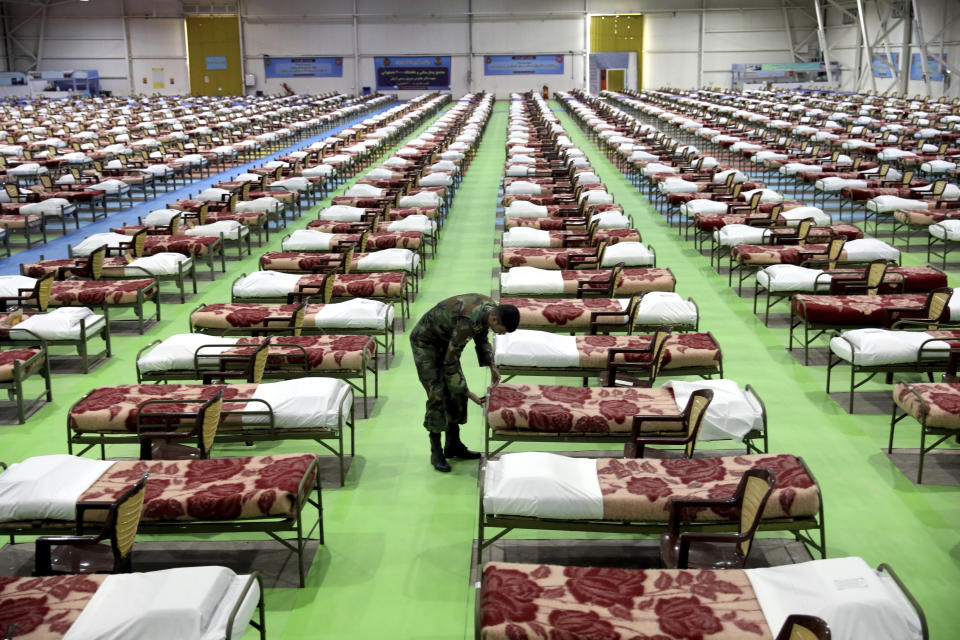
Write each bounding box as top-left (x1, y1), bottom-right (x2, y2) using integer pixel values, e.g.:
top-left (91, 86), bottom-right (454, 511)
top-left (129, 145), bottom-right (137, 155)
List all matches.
top-left (443, 424), bottom-right (481, 460)
top-left (430, 432), bottom-right (451, 472)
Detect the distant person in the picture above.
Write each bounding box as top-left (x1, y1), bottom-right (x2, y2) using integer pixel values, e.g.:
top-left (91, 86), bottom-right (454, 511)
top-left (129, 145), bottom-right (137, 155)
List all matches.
top-left (409, 294), bottom-right (520, 472)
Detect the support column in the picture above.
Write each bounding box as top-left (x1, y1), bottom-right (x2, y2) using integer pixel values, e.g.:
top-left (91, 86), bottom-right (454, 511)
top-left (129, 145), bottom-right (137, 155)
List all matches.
top-left (856, 0), bottom-right (876, 92)
top-left (812, 0), bottom-right (834, 85)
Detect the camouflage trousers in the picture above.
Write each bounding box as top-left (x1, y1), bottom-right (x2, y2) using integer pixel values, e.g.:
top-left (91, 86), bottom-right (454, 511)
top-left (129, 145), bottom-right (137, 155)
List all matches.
top-left (410, 341), bottom-right (467, 433)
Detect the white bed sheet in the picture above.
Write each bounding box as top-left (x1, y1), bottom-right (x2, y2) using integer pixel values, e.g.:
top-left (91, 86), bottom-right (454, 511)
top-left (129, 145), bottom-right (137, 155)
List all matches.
top-left (313, 298), bottom-right (393, 329)
top-left (137, 333), bottom-right (238, 372)
top-left (842, 238), bottom-right (900, 261)
top-left (64, 567), bottom-right (260, 640)
top-left (282, 229), bottom-right (335, 251)
top-left (386, 215), bottom-right (436, 234)
top-left (232, 271), bottom-right (302, 298)
top-left (8, 307), bottom-right (105, 340)
top-left (601, 242), bottom-right (654, 267)
top-left (867, 196), bottom-right (930, 214)
top-left (0, 455), bottom-right (115, 522)
top-left (662, 379), bottom-right (763, 441)
top-left (186, 221), bottom-right (247, 241)
top-left (242, 377), bottom-right (352, 430)
top-left (356, 248), bottom-right (419, 273)
top-left (505, 200), bottom-right (548, 218)
top-left (592, 211), bottom-right (630, 229)
top-left (73, 232), bottom-right (135, 256)
top-left (746, 557), bottom-right (923, 640)
top-left (236, 197), bottom-right (281, 213)
top-left (756, 264), bottom-right (830, 292)
top-left (635, 292), bottom-right (697, 326)
top-left (319, 205), bottom-right (365, 221)
top-left (482, 452), bottom-right (603, 519)
top-left (929, 219), bottom-right (960, 241)
top-left (142, 208), bottom-right (181, 226)
top-left (125, 253), bottom-right (189, 276)
top-left (398, 191), bottom-right (440, 208)
top-left (829, 329), bottom-right (953, 365)
top-left (493, 330), bottom-right (580, 367)
top-left (500, 267), bottom-right (564, 295)
top-left (502, 227), bottom-right (551, 248)
top-left (0, 275), bottom-right (37, 299)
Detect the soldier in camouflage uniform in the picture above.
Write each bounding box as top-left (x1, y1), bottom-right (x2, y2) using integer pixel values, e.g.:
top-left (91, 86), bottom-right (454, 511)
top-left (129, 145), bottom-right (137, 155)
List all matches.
top-left (410, 293), bottom-right (520, 472)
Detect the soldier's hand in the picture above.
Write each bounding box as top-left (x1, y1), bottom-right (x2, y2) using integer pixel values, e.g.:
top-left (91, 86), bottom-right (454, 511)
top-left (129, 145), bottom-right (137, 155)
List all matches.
top-left (467, 391), bottom-right (486, 406)
top-left (489, 365), bottom-right (501, 385)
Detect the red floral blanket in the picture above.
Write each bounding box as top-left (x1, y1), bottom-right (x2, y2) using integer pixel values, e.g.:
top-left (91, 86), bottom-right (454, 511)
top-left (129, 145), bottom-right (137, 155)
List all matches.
top-left (488, 383), bottom-right (680, 434)
top-left (548, 268), bottom-right (675, 295)
top-left (502, 297), bottom-right (625, 330)
top-left (144, 235), bottom-right (220, 257)
top-left (229, 335), bottom-right (375, 370)
top-left (597, 454), bottom-right (819, 522)
top-left (78, 454), bottom-right (316, 521)
top-left (0, 575), bottom-right (105, 640)
top-left (791, 293), bottom-right (928, 325)
top-left (69, 383), bottom-right (262, 433)
top-left (50, 279), bottom-right (156, 306)
top-left (574, 333), bottom-right (721, 372)
top-left (893, 207), bottom-right (960, 226)
top-left (190, 303), bottom-right (301, 330)
top-left (365, 231), bottom-right (423, 250)
top-left (0, 348), bottom-right (44, 382)
top-left (479, 563), bottom-right (771, 640)
top-left (331, 272), bottom-right (406, 298)
top-left (894, 382), bottom-right (960, 430)
top-left (260, 251), bottom-right (346, 273)
top-left (502, 248), bottom-right (602, 270)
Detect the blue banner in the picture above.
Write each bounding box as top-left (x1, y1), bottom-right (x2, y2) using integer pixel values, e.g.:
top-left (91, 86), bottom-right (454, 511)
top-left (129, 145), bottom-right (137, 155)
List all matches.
top-left (911, 53), bottom-right (947, 82)
top-left (872, 52), bottom-right (899, 79)
top-left (205, 56), bottom-right (227, 71)
top-left (263, 57), bottom-right (344, 78)
top-left (375, 56), bottom-right (450, 90)
top-left (484, 55), bottom-right (564, 75)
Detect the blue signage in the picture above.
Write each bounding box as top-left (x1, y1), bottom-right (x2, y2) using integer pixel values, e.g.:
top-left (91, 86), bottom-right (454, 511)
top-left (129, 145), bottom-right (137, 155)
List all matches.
top-left (484, 55), bottom-right (565, 75)
top-left (910, 53), bottom-right (947, 82)
top-left (263, 57), bottom-right (344, 78)
top-left (374, 56), bottom-right (450, 90)
top-left (872, 52), bottom-right (899, 79)
top-left (205, 56), bottom-right (227, 71)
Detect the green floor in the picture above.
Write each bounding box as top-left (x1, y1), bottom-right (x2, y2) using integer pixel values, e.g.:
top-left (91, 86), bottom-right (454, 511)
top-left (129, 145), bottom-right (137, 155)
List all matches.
top-left (3, 100), bottom-right (958, 638)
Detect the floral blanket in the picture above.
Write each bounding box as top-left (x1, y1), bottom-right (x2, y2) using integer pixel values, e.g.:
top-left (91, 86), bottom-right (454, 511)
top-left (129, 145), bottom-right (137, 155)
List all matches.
top-left (78, 454), bottom-right (317, 521)
top-left (190, 303), bottom-right (301, 330)
top-left (22, 258), bottom-right (89, 279)
top-left (0, 348), bottom-right (43, 381)
top-left (488, 384), bottom-right (680, 434)
top-left (50, 279), bottom-right (156, 306)
top-left (228, 335), bottom-right (375, 370)
top-left (144, 235), bottom-right (220, 257)
top-left (0, 574), bottom-right (105, 640)
top-left (479, 563), bottom-right (772, 640)
top-left (365, 231), bottom-right (423, 250)
top-left (383, 206), bottom-right (438, 220)
top-left (732, 244), bottom-right (830, 266)
top-left (502, 297), bottom-right (626, 331)
top-left (503, 248), bottom-right (603, 270)
top-left (597, 454), bottom-right (819, 522)
top-left (0, 213), bottom-right (42, 229)
top-left (260, 251), bottom-right (347, 273)
top-left (331, 272), bottom-right (406, 299)
top-left (894, 382), bottom-right (960, 430)
top-left (69, 383), bottom-right (259, 433)
top-left (573, 333), bottom-right (721, 372)
top-left (550, 268), bottom-right (675, 296)
top-left (205, 211), bottom-right (265, 226)
top-left (791, 293), bottom-right (928, 325)
top-left (307, 220), bottom-right (374, 233)
top-left (893, 207), bottom-right (960, 226)
top-left (825, 266), bottom-right (947, 293)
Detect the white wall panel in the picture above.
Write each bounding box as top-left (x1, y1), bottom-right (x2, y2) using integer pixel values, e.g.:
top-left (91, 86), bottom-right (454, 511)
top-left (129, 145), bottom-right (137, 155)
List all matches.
top-left (129, 19), bottom-right (185, 58)
top-left (130, 58), bottom-right (189, 95)
top-left (473, 18), bottom-right (583, 54)
top-left (358, 22), bottom-right (469, 55)
top-left (243, 22), bottom-right (354, 55)
top-left (642, 14), bottom-right (700, 51)
top-left (643, 52), bottom-right (698, 88)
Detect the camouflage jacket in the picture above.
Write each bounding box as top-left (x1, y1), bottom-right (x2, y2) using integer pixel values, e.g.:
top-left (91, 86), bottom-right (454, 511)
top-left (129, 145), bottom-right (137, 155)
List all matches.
top-left (410, 293), bottom-right (498, 396)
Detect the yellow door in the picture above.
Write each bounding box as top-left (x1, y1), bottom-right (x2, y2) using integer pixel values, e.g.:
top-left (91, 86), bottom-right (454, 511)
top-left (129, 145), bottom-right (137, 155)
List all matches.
top-left (185, 16), bottom-right (242, 96)
top-left (607, 69), bottom-right (625, 92)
